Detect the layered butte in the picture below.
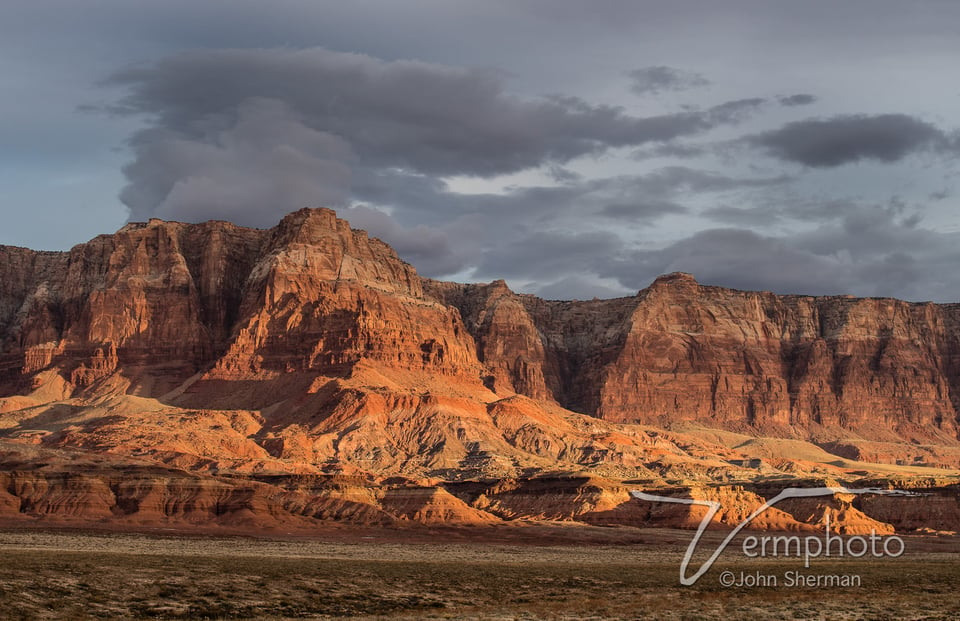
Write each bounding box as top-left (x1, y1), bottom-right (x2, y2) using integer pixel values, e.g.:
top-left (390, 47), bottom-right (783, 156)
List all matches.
top-left (1, 208), bottom-right (959, 530)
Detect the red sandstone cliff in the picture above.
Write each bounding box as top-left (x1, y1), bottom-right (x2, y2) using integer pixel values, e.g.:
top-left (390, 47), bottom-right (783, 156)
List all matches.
top-left (1, 207), bottom-right (960, 534)
top-left (431, 272), bottom-right (960, 452)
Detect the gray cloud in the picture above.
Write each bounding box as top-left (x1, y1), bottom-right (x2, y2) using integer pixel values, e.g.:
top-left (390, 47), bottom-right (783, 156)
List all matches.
top-left (341, 204), bottom-right (465, 276)
top-left (98, 44), bottom-right (960, 305)
top-left (343, 165), bottom-right (793, 301)
top-left (534, 275), bottom-right (631, 301)
top-left (345, 168), bottom-right (719, 281)
top-left (351, 165), bottom-right (787, 231)
top-left (633, 165), bottom-right (789, 194)
top-left (434, 194), bottom-right (960, 301)
top-left (322, 162), bottom-right (787, 299)
top-left (546, 164), bottom-right (582, 183)
top-left (6, 0), bottom-right (960, 311)
top-left (120, 98), bottom-right (354, 226)
top-left (777, 94), bottom-right (817, 107)
top-left (107, 48), bottom-right (770, 227)
top-left (627, 66), bottom-right (710, 95)
top-left (631, 142), bottom-right (707, 160)
top-left (701, 194), bottom-right (897, 227)
top-left (699, 205), bottom-right (783, 227)
top-left (748, 114), bottom-right (948, 167)
top-left (107, 52), bottom-right (759, 167)
top-left (600, 200), bottom-right (686, 219)
top-left (602, 203), bottom-right (960, 301)
top-left (474, 230), bottom-right (625, 285)
top-left (704, 98), bottom-right (767, 124)
top-left (619, 228), bottom-right (853, 295)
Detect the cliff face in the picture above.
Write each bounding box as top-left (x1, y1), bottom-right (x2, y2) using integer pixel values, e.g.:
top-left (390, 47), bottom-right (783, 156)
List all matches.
top-left (600, 274), bottom-right (960, 441)
top-left (0, 209), bottom-right (480, 396)
top-left (1, 207), bottom-right (960, 484)
top-left (204, 209), bottom-right (481, 384)
top-left (0, 219), bottom-right (265, 394)
top-left (438, 272), bottom-right (960, 446)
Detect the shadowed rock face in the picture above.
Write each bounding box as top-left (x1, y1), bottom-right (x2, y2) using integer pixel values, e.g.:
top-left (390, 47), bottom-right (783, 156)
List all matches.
top-left (433, 272), bottom-right (960, 446)
top-left (1, 207), bottom-right (960, 485)
top-left (0, 218), bottom-right (266, 392)
top-left (600, 276), bottom-right (960, 443)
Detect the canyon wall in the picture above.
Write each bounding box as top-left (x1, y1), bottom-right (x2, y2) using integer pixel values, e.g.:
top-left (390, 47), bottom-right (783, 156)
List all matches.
top-left (433, 273), bottom-right (960, 445)
top-left (2, 208), bottom-right (960, 457)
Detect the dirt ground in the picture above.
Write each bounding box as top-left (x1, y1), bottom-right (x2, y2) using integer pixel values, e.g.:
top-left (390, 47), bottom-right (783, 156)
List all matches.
top-left (0, 525), bottom-right (958, 620)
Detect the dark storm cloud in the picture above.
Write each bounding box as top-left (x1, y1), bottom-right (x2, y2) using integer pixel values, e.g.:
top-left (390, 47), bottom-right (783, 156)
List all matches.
top-left (474, 230), bottom-right (624, 281)
top-left (446, 196), bottom-right (960, 301)
top-left (777, 94), bottom-right (817, 107)
top-left (351, 166), bottom-right (786, 229)
top-left (599, 200), bottom-right (686, 219)
top-left (6, 0), bottom-right (960, 306)
top-left (106, 48), bottom-right (770, 226)
top-left (627, 66), bottom-right (710, 95)
top-left (632, 166), bottom-right (789, 194)
top-left (105, 51), bottom-right (759, 168)
top-left (545, 164), bottom-right (582, 183)
top-left (796, 203), bottom-right (927, 259)
top-left (701, 195), bottom-right (890, 227)
top-left (601, 203), bottom-right (960, 301)
top-left (534, 275), bottom-right (630, 301)
top-left (330, 162), bottom-right (788, 300)
top-left (748, 114), bottom-right (948, 167)
top-left (343, 165), bottom-right (791, 299)
top-left (341, 204), bottom-right (464, 276)
top-left (616, 228), bottom-right (852, 295)
top-left (118, 98), bottom-right (354, 227)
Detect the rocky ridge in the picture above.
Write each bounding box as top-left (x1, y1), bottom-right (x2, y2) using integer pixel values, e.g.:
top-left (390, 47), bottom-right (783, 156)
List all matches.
top-left (1, 208), bottom-right (959, 531)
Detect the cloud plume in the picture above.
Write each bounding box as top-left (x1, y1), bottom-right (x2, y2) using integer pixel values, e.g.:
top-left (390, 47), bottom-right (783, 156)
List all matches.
top-left (107, 47), bottom-right (768, 229)
top-left (748, 114), bottom-right (948, 167)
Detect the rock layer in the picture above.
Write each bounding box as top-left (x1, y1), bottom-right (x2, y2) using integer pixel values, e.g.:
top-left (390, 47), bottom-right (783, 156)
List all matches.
top-left (436, 272), bottom-right (960, 449)
top-left (1, 206), bottom-right (960, 495)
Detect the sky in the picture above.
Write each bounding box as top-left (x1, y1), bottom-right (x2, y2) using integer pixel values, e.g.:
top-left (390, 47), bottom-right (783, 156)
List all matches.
top-left (3, 1), bottom-right (960, 301)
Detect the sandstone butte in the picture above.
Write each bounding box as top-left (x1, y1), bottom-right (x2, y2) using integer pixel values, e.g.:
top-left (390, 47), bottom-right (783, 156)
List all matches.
top-left (0, 207), bottom-right (959, 534)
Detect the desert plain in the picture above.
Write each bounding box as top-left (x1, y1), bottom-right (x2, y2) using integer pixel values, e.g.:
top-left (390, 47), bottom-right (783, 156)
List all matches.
top-left (1, 522), bottom-right (959, 620)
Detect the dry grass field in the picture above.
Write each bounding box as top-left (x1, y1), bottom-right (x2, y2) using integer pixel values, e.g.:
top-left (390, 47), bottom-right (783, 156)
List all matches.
top-left (0, 526), bottom-right (958, 620)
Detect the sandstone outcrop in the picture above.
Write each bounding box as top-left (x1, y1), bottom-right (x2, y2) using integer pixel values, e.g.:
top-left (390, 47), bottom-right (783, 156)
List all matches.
top-left (2, 208), bottom-right (960, 531)
top-left (435, 272), bottom-right (960, 452)
top-left (2, 441), bottom-right (956, 533)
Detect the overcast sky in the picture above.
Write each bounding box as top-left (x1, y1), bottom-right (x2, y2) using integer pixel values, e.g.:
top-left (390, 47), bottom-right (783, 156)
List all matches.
top-left (3, 1), bottom-right (960, 301)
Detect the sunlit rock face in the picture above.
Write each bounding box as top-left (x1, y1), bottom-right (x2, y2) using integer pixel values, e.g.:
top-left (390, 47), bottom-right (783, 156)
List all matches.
top-left (0, 207), bottom-right (959, 534)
